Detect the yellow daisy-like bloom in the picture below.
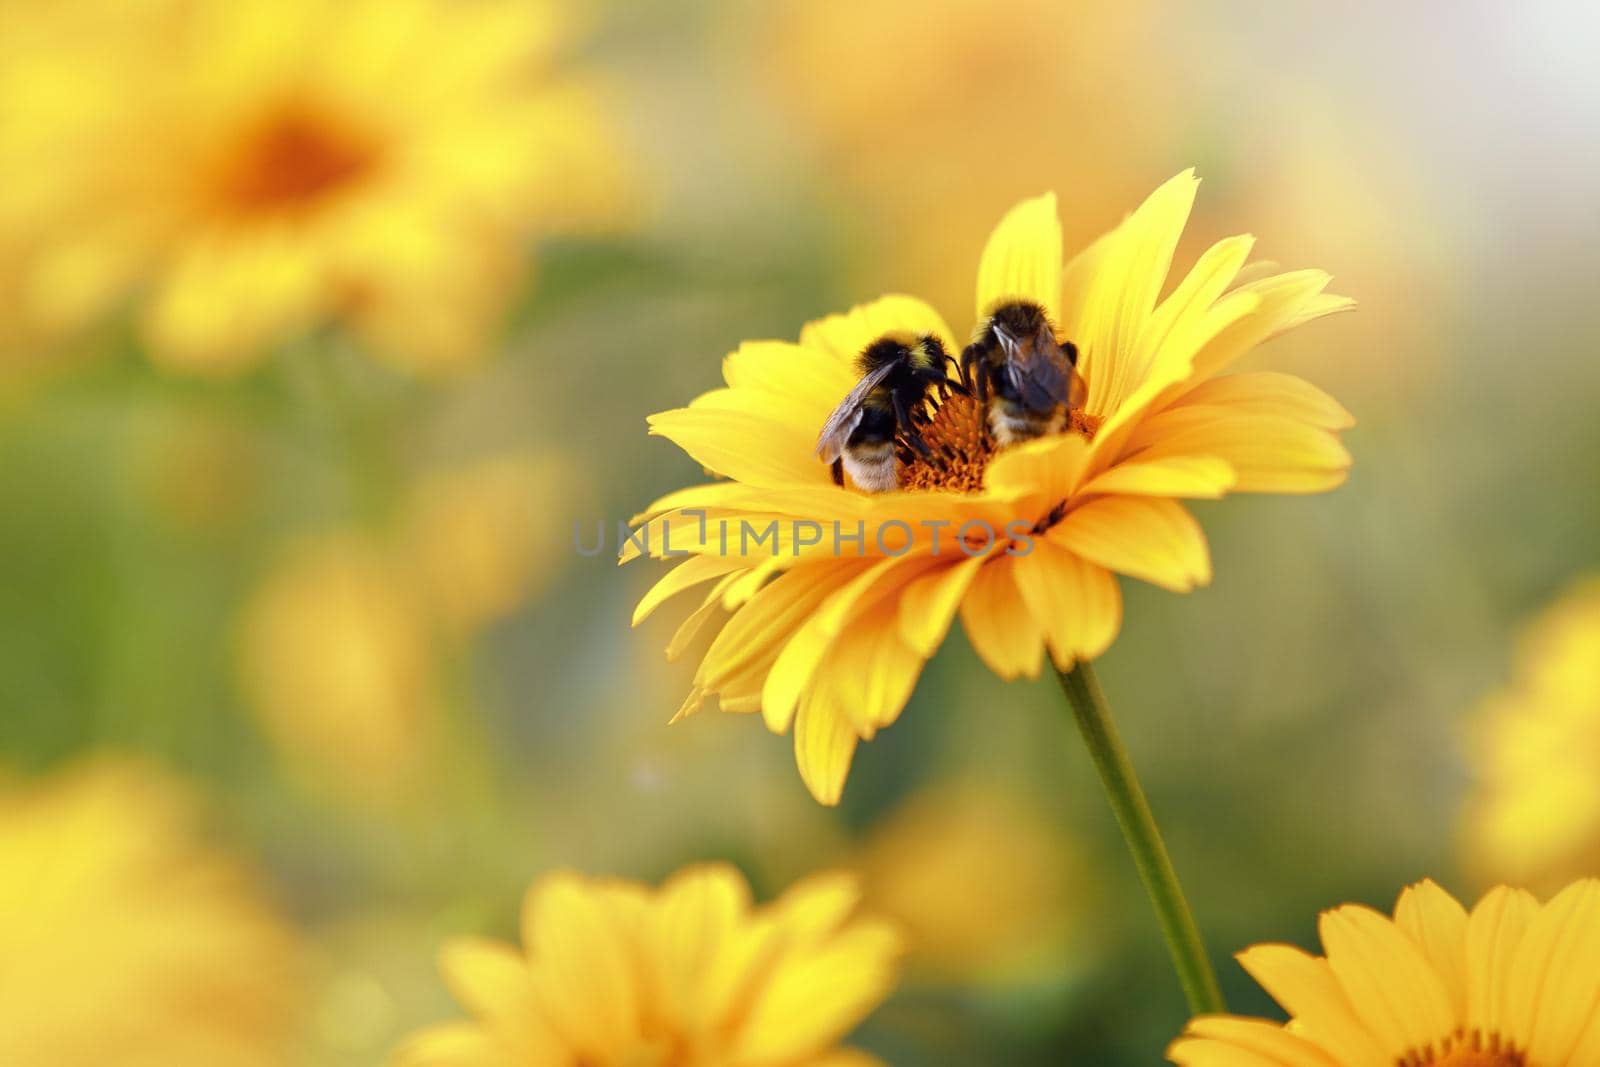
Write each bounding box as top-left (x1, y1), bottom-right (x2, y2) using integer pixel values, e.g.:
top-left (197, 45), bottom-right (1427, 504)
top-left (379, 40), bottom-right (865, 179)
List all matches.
top-left (237, 532), bottom-right (437, 804)
top-left (1167, 878), bottom-right (1600, 1067)
top-left (0, 758), bottom-right (302, 1066)
top-left (405, 452), bottom-right (579, 633)
top-left (0, 0), bottom-right (623, 375)
top-left (1463, 578), bottom-right (1600, 896)
top-left (853, 783), bottom-right (1095, 988)
top-left (628, 171), bottom-right (1353, 803)
top-left (392, 863), bottom-right (902, 1067)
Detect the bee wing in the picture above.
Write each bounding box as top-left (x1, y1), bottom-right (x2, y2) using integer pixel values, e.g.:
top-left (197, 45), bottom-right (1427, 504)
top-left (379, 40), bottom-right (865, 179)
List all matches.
top-left (1006, 341), bottom-right (1073, 414)
top-left (816, 360), bottom-right (899, 462)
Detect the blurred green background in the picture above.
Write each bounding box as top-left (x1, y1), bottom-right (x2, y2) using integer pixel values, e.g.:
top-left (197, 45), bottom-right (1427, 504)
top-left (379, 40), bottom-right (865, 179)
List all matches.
top-left (3, 1), bottom-right (1599, 1063)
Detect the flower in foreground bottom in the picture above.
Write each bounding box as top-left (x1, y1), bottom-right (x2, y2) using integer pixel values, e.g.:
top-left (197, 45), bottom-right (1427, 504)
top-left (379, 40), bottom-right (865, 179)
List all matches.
top-left (628, 170), bottom-right (1353, 803)
top-left (393, 864), bottom-right (902, 1067)
top-left (0, 759), bottom-right (301, 1066)
top-left (1167, 878), bottom-right (1600, 1066)
top-left (1462, 576), bottom-right (1600, 895)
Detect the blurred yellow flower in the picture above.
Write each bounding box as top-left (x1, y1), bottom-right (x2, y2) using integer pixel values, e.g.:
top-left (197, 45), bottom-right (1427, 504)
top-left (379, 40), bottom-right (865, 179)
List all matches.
top-left (629, 171), bottom-right (1352, 803)
top-left (1462, 577), bottom-right (1600, 896)
top-left (0, 758), bottom-right (301, 1066)
top-left (237, 533), bottom-right (437, 804)
top-left (0, 0), bottom-right (625, 375)
top-left (1167, 878), bottom-right (1600, 1067)
top-left (853, 784), bottom-right (1095, 988)
top-left (235, 450), bottom-right (572, 801)
top-left (392, 863), bottom-right (902, 1067)
top-left (761, 0), bottom-right (1169, 318)
top-left (404, 452), bottom-right (576, 634)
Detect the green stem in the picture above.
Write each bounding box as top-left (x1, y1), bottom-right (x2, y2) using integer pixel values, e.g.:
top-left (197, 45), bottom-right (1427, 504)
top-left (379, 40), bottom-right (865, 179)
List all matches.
top-left (1055, 660), bottom-right (1226, 1016)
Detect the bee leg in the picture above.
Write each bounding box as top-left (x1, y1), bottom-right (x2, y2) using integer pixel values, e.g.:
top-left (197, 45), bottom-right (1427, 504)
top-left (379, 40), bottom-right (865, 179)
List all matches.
top-left (891, 389), bottom-right (918, 442)
top-left (972, 363), bottom-right (991, 445)
top-left (943, 354), bottom-right (970, 395)
top-left (830, 458), bottom-right (844, 486)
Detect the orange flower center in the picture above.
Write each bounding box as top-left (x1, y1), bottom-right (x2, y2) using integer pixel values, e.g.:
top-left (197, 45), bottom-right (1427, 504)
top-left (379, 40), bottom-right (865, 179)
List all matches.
top-left (209, 102), bottom-right (381, 219)
top-left (1401, 1030), bottom-right (1528, 1067)
top-left (896, 391), bottom-right (1103, 493)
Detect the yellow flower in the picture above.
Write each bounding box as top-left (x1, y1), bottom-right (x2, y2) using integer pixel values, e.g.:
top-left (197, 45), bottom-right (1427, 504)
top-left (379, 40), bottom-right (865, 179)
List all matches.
top-left (0, 758), bottom-right (302, 1066)
top-left (1462, 578), bottom-right (1600, 896)
top-left (237, 533), bottom-right (437, 804)
top-left (628, 171), bottom-right (1353, 804)
top-left (1167, 878), bottom-right (1600, 1067)
top-left (0, 0), bottom-right (624, 375)
top-left (852, 783), bottom-right (1096, 988)
top-left (404, 452), bottom-right (578, 634)
top-left (392, 863), bottom-right (902, 1067)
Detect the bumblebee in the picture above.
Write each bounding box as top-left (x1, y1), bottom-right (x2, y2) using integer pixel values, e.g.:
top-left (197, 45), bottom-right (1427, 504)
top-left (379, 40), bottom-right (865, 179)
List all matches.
top-left (961, 301), bottom-right (1087, 445)
top-left (816, 334), bottom-right (959, 492)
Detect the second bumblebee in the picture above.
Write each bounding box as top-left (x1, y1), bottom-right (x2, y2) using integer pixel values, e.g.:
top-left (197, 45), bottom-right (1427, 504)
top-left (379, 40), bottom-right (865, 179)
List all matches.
top-left (961, 301), bottom-right (1087, 445)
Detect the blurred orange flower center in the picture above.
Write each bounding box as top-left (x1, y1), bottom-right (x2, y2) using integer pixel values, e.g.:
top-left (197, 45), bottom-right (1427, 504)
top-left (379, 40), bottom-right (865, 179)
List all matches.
top-left (211, 103), bottom-right (381, 218)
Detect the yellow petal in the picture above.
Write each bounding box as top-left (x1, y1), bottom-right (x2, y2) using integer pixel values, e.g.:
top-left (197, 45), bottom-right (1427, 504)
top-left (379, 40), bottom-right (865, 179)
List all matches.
top-left (1186, 269), bottom-right (1346, 384)
top-left (1010, 537), bottom-right (1121, 670)
top-left (799, 294), bottom-right (959, 366)
top-left (1104, 232), bottom-right (1255, 420)
top-left (699, 562), bottom-right (866, 703)
top-left (771, 871), bottom-right (866, 941)
top-left (519, 872), bottom-right (640, 1059)
top-left (1318, 904), bottom-right (1456, 1056)
top-left (146, 231), bottom-right (323, 374)
top-left (1125, 407), bottom-right (1351, 495)
top-left (437, 938), bottom-right (561, 1058)
top-left (1236, 945), bottom-right (1390, 1067)
top-left (1080, 289), bottom-right (1264, 485)
top-left (897, 555), bottom-right (989, 658)
top-left (633, 554), bottom-right (750, 625)
top-left (648, 402), bottom-right (829, 488)
top-left (1079, 455), bottom-right (1237, 499)
top-left (649, 864), bottom-right (751, 1027)
top-left (1568, 999), bottom-right (1600, 1066)
top-left (1513, 878), bottom-right (1600, 1064)
top-left (1391, 880), bottom-right (1469, 1023)
top-left (1177, 372), bottom-right (1355, 431)
top-left (1170, 1016), bottom-right (1341, 1067)
top-left (818, 597), bottom-right (926, 736)
top-left (958, 555), bottom-right (1046, 680)
top-left (1072, 170), bottom-right (1200, 416)
top-left (737, 903), bottom-right (901, 1061)
top-left (983, 430), bottom-right (1090, 505)
top-left (761, 557), bottom-right (930, 733)
top-left (794, 690), bottom-right (859, 806)
top-left (1053, 497), bottom-right (1211, 593)
top-left (393, 1022), bottom-right (511, 1067)
top-left (974, 192), bottom-right (1062, 321)
top-left (722, 339), bottom-right (858, 431)
top-left (1465, 886), bottom-right (1540, 1036)
top-left (666, 573), bottom-right (741, 664)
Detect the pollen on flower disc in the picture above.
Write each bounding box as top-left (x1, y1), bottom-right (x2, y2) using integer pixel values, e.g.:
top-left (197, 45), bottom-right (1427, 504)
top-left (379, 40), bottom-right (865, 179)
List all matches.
top-left (897, 392), bottom-right (1103, 493)
top-left (898, 392), bottom-right (992, 493)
